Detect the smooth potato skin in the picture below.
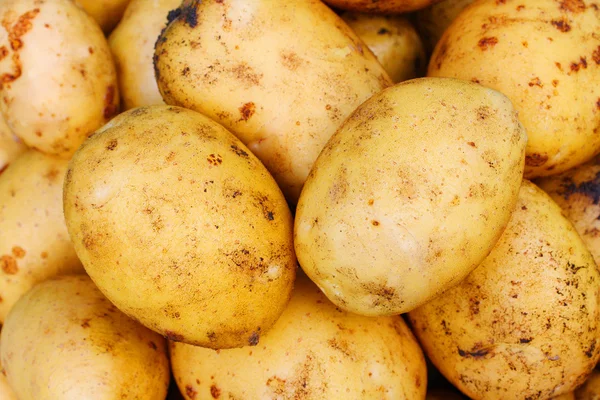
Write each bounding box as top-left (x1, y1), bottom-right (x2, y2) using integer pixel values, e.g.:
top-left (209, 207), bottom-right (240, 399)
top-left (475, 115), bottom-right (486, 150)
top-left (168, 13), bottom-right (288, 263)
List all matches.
top-left (63, 105), bottom-right (296, 349)
top-left (0, 150), bottom-right (83, 322)
top-left (324, 0), bottom-right (445, 13)
top-left (154, 0), bottom-right (391, 203)
top-left (576, 370), bottom-right (600, 399)
top-left (0, 0), bottom-right (119, 158)
top-left (408, 181), bottom-right (600, 400)
top-left (0, 275), bottom-right (170, 400)
top-left (74, 0), bottom-right (131, 33)
top-left (428, 0), bottom-right (600, 178)
top-left (0, 115), bottom-right (25, 175)
top-left (170, 274), bottom-right (427, 400)
top-left (295, 77), bottom-right (526, 316)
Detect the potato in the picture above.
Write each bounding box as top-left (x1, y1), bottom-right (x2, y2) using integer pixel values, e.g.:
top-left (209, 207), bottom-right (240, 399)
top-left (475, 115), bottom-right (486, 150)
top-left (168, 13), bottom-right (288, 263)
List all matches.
top-left (323, 0), bottom-right (444, 14)
top-left (154, 0), bottom-right (391, 203)
top-left (109, 0), bottom-right (181, 110)
top-left (295, 77), bottom-right (527, 316)
top-left (416, 0), bottom-right (475, 52)
top-left (63, 105), bottom-right (296, 349)
top-left (74, 0), bottom-right (131, 33)
top-left (170, 273), bottom-right (427, 399)
top-left (1, 275), bottom-right (170, 400)
top-left (408, 180), bottom-right (600, 399)
top-left (341, 12), bottom-right (427, 82)
top-left (428, 0), bottom-right (600, 178)
top-left (0, 115), bottom-right (25, 175)
top-left (0, 0), bottom-right (119, 158)
top-left (576, 370), bottom-right (600, 399)
top-left (0, 150), bottom-right (83, 323)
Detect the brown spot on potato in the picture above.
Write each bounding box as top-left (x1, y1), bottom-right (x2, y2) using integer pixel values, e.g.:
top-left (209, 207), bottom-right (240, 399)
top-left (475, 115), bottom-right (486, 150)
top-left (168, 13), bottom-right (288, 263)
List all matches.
top-left (522, 41), bottom-right (528, 47)
top-left (328, 337), bottom-right (354, 358)
top-left (229, 63), bottom-right (262, 87)
top-left (569, 57), bottom-right (588, 73)
top-left (180, 0), bottom-right (199, 28)
top-left (248, 331), bottom-right (260, 346)
top-left (559, 0), bottom-right (586, 12)
top-left (0, 255), bottom-right (18, 274)
top-left (551, 18), bottom-right (571, 32)
top-left (186, 385), bottom-right (198, 399)
top-left (0, 46), bottom-right (8, 61)
top-left (148, 341), bottom-right (158, 350)
top-left (106, 139), bottom-right (118, 150)
top-left (476, 106), bottom-right (491, 120)
top-left (594, 46), bottom-right (600, 64)
top-left (81, 319), bottom-right (91, 328)
top-left (103, 86), bottom-right (117, 119)
top-left (40, 252), bottom-right (48, 259)
top-left (585, 340), bottom-right (597, 357)
top-left (458, 346), bottom-right (490, 358)
top-left (35, 130), bottom-right (42, 137)
top-left (280, 51), bottom-right (302, 71)
top-left (468, 141), bottom-right (477, 147)
top-left (371, 220), bottom-right (380, 226)
top-left (516, 4), bottom-right (526, 10)
top-left (555, 62), bottom-right (563, 71)
top-left (210, 385), bottom-right (221, 398)
top-left (207, 154), bottom-right (223, 166)
top-left (552, 79), bottom-right (559, 87)
top-left (528, 77), bottom-right (543, 87)
top-left (0, 9), bottom-right (40, 86)
top-left (562, 171), bottom-right (600, 203)
top-left (520, 337), bottom-right (533, 343)
top-left (478, 37), bottom-right (498, 50)
top-left (165, 331), bottom-right (184, 342)
top-left (526, 153), bottom-right (549, 167)
top-left (434, 36), bottom-right (449, 69)
top-left (11, 246), bottom-right (25, 258)
top-left (238, 102), bottom-right (255, 121)
top-left (230, 144), bottom-right (248, 158)
top-left (166, 151), bottom-right (176, 162)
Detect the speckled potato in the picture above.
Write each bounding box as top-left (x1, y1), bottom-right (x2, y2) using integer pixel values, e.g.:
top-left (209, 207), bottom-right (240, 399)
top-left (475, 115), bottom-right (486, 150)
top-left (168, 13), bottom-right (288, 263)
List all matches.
top-left (341, 12), bottom-right (426, 82)
top-left (63, 105), bottom-right (296, 349)
top-left (416, 0), bottom-right (475, 52)
top-left (0, 150), bottom-right (83, 323)
top-left (408, 180), bottom-right (600, 400)
top-left (0, 275), bottom-right (170, 400)
top-left (0, 115), bottom-right (25, 175)
top-left (576, 369), bottom-right (600, 399)
top-left (428, 0), bottom-right (600, 177)
top-left (170, 274), bottom-right (427, 400)
top-left (109, 0), bottom-right (181, 110)
top-left (323, 0), bottom-right (445, 14)
top-left (154, 0), bottom-right (391, 203)
top-left (0, 0), bottom-right (119, 158)
top-left (74, 0), bottom-right (131, 33)
top-left (295, 77), bottom-right (527, 316)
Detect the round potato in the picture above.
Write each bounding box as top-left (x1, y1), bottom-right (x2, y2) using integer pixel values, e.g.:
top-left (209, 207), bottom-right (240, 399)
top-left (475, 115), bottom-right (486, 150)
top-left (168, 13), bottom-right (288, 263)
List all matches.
top-left (109, 0), bottom-right (181, 110)
top-left (0, 150), bottom-right (83, 322)
top-left (295, 77), bottom-right (527, 316)
top-left (575, 369), bottom-right (600, 399)
top-left (416, 0), bottom-right (475, 52)
top-left (154, 0), bottom-right (391, 203)
top-left (0, 115), bottom-right (25, 175)
top-left (324, 0), bottom-right (445, 13)
top-left (63, 105), bottom-right (296, 349)
top-left (0, 0), bottom-right (119, 158)
top-left (1, 275), bottom-right (170, 400)
top-left (170, 273), bottom-right (427, 399)
top-left (408, 180), bottom-right (600, 399)
top-left (428, 0), bottom-right (600, 177)
top-left (341, 12), bottom-right (427, 82)
top-left (74, 0), bottom-right (131, 33)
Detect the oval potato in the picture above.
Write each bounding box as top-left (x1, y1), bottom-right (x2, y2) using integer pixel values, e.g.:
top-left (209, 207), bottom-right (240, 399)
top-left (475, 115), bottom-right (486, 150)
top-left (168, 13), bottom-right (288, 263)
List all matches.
top-left (0, 115), bottom-right (25, 175)
top-left (323, 0), bottom-right (445, 14)
top-left (74, 0), bottom-right (131, 33)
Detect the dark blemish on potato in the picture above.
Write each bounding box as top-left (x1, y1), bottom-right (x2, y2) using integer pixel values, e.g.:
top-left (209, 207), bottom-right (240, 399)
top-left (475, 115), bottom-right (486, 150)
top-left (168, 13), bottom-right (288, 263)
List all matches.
top-left (249, 331), bottom-right (260, 346)
top-left (0, 8), bottom-right (40, 87)
top-left (377, 28), bottom-right (390, 35)
top-left (186, 385), bottom-right (198, 399)
top-left (552, 79), bottom-right (559, 87)
top-left (528, 77), bottom-right (543, 87)
top-left (180, 0), bottom-right (199, 28)
top-left (106, 139), bottom-right (118, 151)
top-left (207, 154), bottom-right (223, 166)
top-left (230, 144), bottom-right (249, 158)
top-left (458, 347), bottom-right (490, 358)
top-left (525, 153), bottom-right (549, 167)
top-left (371, 220), bottom-right (380, 226)
top-left (103, 85), bottom-right (117, 119)
top-left (88, 46), bottom-right (94, 55)
top-left (478, 37), bottom-right (498, 50)
top-left (551, 18), bottom-right (571, 32)
top-left (230, 63), bottom-right (262, 86)
top-left (35, 130), bottom-right (42, 137)
top-left (559, 0), bottom-right (586, 12)
top-left (434, 36), bottom-right (449, 69)
top-left (476, 106), bottom-right (491, 120)
top-left (522, 41), bottom-right (528, 47)
top-left (166, 151), bottom-right (176, 162)
top-left (0, 255), bottom-right (18, 274)
top-left (520, 337), bottom-right (533, 343)
top-left (182, 66), bottom-right (190, 76)
top-left (585, 340), bottom-right (597, 357)
top-left (562, 171), bottom-right (600, 203)
top-left (570, 57), bottom-right (588, 73)
top-left (0, 164), bottom-right (8, 175)
top-left (166, 7), bottom-right (182, 25)
top-left (280, 51), bottom-right (302, 71)
top-left (253, 194), bottom-right (275, 222)
top-left (207, 331), bottom-right (217, 342)
top-left (516, 4), bottom-right (526, 10)
top-left (165, 331), bottom-right (184, 342)
top-left (11, 246), bottom-right (25, 259)
top-left (148, 341), bottom-right (158, 350)
top-left (328, 337), bottom-right (354, 358)
top-left (238, 102), bottom-right (255, 121)
top-left (40, 251), bottom-right (48, 259)
top-left (210, 385), bottom-right (221, 399)
top-left (81, 319), bottom-right (91, 328)
top-left (596, 98), bottom-right (600, 110)
top-left (555, 62), bottom-right (563, 71)
top-left (593, 46), bottom-right (600, 64)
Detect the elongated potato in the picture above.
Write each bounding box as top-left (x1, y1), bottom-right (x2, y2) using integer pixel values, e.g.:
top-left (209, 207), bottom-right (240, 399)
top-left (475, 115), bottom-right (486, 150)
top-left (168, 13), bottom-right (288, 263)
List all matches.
top-left (74, 0), bottom-right (131, 33)
top-left (0, 0), bottom-right (119, 158)
top-left (154, 0), bottom-right (391, 203)
top-left (0, 115), bottom-right (25, 175)
top-left (416, 0), bottom-right (475, 52)
top-left (324, 0), bottom-right (444, 14)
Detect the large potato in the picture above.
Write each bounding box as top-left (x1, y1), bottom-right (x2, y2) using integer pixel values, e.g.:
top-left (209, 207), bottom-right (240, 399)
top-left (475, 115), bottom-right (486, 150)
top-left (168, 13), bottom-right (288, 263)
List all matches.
top-left (1, 275), bottom-right (170, 400)
top-left (408, 180), bottom-right (600, 399)
top-left (63, 105), bottom-right (296, 349)
top-left (154, 0), bottom-right (391, 203)
top-left (74, 0), bottom-right (131, 33)
top-left (0, 150), bottom-right (83, 323)
top-left (170, 274), bottom-right (427, 399)
top-left (109, 0), bottom-right (181, 110)
top-left (576, 370), bottom-right (600, 399)
top-left (428, 0), bottom-right (600, 177)
top-left (0, 0), bottom-right (119, 158)
top-left (0, 115), bottom-right (25, 175)
top-left (324, 0), bottom-right (444, 13)
top-left (416, 0), bottom-right (475, 52)
top-left (295, 77), bottom-right (527, 316)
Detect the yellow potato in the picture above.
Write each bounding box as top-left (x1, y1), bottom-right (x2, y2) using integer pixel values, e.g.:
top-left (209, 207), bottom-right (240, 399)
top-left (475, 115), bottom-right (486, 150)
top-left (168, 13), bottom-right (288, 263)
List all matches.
top-left (63, 105), bottom-right (296, 349)
top-left (0, 115), bottom-right (25, 175)
top-left (74, 0), bottom-right (131, 33)
top-left (408, 180), bottom-right (600, 400)
top-left (0, 0), bottom-right (119, 158)
top-left (154, 0), bottom-right (391, 203)
top-left (341, 12), bottom-right (427, 82)
top-left (428, 0), bottom-right (600, 177)
top-left (295, 77), bottom-right (527, 316)
top-left (1, 275), bottom-right (170, 400)
top-left (576, 369), bottom-right (600, 399)
top-left (416, 0), bottom-right (475, 52)
top-left (109, 0), bottom-right (181, 110)
top-left (324, 0), bottom-right (445, 13)
top-left (0, 150), bottom-right (83, 323)
top-left (170, 274), bottom-right (427, 399)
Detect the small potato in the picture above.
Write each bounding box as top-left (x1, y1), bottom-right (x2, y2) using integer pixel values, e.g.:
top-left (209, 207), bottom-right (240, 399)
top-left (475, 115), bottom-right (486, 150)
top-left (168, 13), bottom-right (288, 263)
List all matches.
top-left (416, 0), bottom-right (475, 52)
top-left (341, 12), bottom-right (427, 82)
top-left (0, 0), bottom-right (119, 158)
top-left (408, 181), bottom-right (600, 399)
top-left (576, 369), bottom-right (600, 399)
top-left (1, 275), bottom-right (170, 400)
top-left (109, 0), bottom-right (181, 110)
top-left (0, 115), bottom-right (25, 175)
top-left (170, 274), bottom-right (427, 399)
top-left (74, 0), bottom-right (131, 33)
top-left (0, 150), bottom-right (83, 323)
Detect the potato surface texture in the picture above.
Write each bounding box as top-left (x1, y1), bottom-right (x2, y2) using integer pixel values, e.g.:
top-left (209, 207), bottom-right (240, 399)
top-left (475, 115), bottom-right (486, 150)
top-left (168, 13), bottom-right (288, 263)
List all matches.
top-left (0, 115), bottom-right (25, 175)
top-left (0, 275), bottom-right (170, 400)
top-left (295, 77), bottom-right (527, 316)
top-left (63, 105), bottom-right (296, 349)
top-left (416, 0), bottom-right (475, 52)
top-left (428, 0), bottom-right (600, 177)
top-left (74, 0), bottom-right (131, 33)
top-left (154, 0), bottom-right (392, 203)
top-left (408, 181), bottom-right (600, 399)
top-left (0, 0), bottom-right (119, 158)
top-left (170, 274), bottom-right (427, 400)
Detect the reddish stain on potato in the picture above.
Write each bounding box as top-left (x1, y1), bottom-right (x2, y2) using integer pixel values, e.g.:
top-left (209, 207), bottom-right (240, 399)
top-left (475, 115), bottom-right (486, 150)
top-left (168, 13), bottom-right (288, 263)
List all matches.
top-left (593, 46), bottom-right (600, 64)
top-left (570, 57), bottom-right (588, 73)
top-left (528, 77), bottom-right (543, 87)
top-left (0, 255), bottom-right (18, 274)
top-left (478, 37), bottom-right (498, 50)
top-left (559, 0), bottom-right (586, 12)
top-left (11, 246), bottom-right (25, 258)
top-left (0, 8), bottom-right (40, 86)
top-left (185, 385), bottom-right (198, 399)
top-left (526, 153), bottom-right (549, 166)
top-left (239, 102), bottom-right (256, 121)
top-left (103, 85), bottom-right (118, 119)
top-left (106, 139), bottom-right (118, 150)
top-left (210, 385), bottom-right (221, 398)
top-left (81, 318), bottom-right (91, 328)
top-left (551, 18), bottom-right (571, 32)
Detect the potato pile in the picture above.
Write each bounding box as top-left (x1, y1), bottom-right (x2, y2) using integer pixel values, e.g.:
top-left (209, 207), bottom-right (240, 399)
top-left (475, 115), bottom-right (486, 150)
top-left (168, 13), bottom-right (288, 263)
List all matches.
top-left (0, 0), bottom-right (598, 399)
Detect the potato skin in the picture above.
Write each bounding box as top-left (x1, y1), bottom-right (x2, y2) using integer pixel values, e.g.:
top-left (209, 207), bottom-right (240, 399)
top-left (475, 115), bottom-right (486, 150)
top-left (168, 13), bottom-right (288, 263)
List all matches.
top-left (575, 370), bottom-right (600, 399)
top-left (295, 77), bottom-right (526, 316)
top-left (324, 0), bottom-right (445, 13)
top-left (63, 105), bottom-right (296, 349)
top-left (0, 275), bottom-right (170, 400)
top-left (0, 0), bottom-right (119, 158)
top-left (416, 0), bottom-right (475, 52)
top-left (428, 0), bottom-right (600, 178)
top-left (170, 274), bottom-right (427, 400)
top-left (74, 0), bottom-right (131, 33)
top-left (154, 0), bottom-right (391, 203)
top-left (0, 115), bottom-right (25, 175)
top-left (408, 180), bottom-right (600, 400)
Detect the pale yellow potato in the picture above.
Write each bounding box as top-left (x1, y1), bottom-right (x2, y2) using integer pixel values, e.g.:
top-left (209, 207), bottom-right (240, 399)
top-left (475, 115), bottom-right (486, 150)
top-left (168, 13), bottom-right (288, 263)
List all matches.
top-left (341, 12), bottom-right (427, 82)
top-left (295, 77), bottom-right (527, 316)
top-left (0, 150), bottom-right (83, 323)
top-left (63, 105), bottom-right (296, 349)
top-left (408, 180), bottom-right (600, 400)
top-left (428, 0), bottom-right (600, 178)
top-left (324, 0), bottom-right (445, 13)
top-left (74, 0), bottom-right (131, 33)
top-left (109, 0), bottom-right (181, 110)
top-left (416, 0), bottom-right (475, 52)
top-left (0, 115), bottom-right (25, 175)
top-left (170, 274), bottom-right (427, 400)
top-left (154, 0), bottom-right (391, 203)
top-left (1, 275), bottom-right (170, 400)
top-left (576, 369), bottom-right (600, 399)
top-left (0, 0), bottom-right (119, 158)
